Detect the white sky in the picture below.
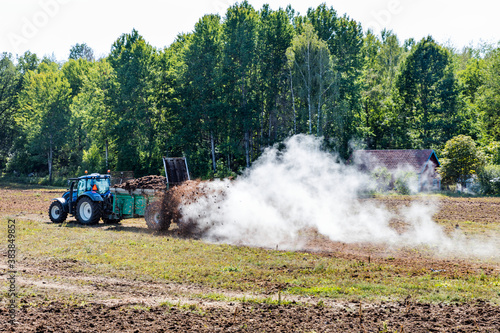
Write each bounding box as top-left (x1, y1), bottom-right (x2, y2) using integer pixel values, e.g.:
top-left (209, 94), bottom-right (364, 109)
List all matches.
top-left (1, 0), bottom-right (498, 61)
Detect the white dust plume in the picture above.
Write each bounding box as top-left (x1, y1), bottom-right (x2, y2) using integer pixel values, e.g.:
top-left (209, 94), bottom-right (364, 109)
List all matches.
top-left (179, 135), bottom-right (499, 259)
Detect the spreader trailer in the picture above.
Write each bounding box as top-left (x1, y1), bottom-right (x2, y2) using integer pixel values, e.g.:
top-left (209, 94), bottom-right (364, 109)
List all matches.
top-left (48, 157), bottom-right (189, 231)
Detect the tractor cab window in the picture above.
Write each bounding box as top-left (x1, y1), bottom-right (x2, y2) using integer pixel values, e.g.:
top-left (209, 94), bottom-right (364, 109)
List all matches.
top-left (93, 178), bottom-right (110, 194)
top-left (77, 179), bottom-right (87, 196)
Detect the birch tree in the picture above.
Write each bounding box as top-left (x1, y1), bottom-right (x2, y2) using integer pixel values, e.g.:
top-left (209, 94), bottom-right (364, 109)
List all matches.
top-left (18, 62), bottom-right (72, 182)
top-left (286, 23), bottom-right (333, 136)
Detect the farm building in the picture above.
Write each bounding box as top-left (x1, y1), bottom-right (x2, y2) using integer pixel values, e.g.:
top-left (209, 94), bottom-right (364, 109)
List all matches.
top-left (350, 149), bottom-right (441, 192)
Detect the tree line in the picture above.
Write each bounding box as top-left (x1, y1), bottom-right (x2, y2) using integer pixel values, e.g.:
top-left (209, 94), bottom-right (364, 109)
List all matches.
top-left (1, 2), bottom-right (500, 184)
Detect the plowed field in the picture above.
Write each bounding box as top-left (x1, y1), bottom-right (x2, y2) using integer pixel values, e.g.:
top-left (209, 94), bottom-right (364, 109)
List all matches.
top-left (1, 186), bottom-right (499, 332)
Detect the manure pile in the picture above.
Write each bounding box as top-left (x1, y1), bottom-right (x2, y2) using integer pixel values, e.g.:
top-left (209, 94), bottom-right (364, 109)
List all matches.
top-left (113, 175), bottom-right (167, 191)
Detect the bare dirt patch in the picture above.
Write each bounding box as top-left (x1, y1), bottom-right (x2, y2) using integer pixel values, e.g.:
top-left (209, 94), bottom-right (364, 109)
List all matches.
top-left (2, 298), bottom-right (499, 332)
top-left (0, 188), bottom-right (58, 219)
top-left (372, 196), bottom-right (500, 225)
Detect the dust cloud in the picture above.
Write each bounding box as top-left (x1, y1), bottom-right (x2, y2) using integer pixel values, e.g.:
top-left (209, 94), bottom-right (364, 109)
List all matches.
top-left (178, 135), bottom-right (499, 259)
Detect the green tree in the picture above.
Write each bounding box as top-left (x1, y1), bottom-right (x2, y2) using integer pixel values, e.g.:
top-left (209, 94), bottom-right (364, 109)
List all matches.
top-left (458, 57), bottom-right (483, 104)
top-left (481, 141), bottom-right (500, 165)
top-left (17, 51), bottom-right (39, 75)
top-left (17, 63), bottom-right (72, 182)
top-left (181, 14), bottom-right (224, 175)
top-left (307, 4), bottom-right (364, 157)
top-left (71, 60), bottom-right (118, 172)
top-left (454, 55), bottom-right (484, 142)
top-left (222, 1), bottom-right (260, 168)
top-left (69, 43), bottom-right (95, 61)
top-left (396, 36), bottom-right (461, 149)
top-left (477, 165), bottom-right (500, 195)
top-left (360, 30), bottom-right (383, 148)
top-left (439, 135), bottom-right (483, 188)
top-left (257, 5), bottom-right (294, 144)
top-left (0, 53), bottom-right (21, 169)
top-left (360, 30), bottom-right (405, 149)
top-left (62, 58), bottom-right (92, 97)
top-left (307, 5), bottom-right (364, 110)
top-left (108, 29), bottom-right (160, 175)
top-left (478, 48), bottom-right (500, 141)
top-left (155, 34), bottom-right (189, 161)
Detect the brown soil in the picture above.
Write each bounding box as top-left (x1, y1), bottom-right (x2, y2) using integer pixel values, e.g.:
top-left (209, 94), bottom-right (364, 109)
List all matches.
top-left (1, 188), bottom-right (500, 332)
top-left (2, 298), bottom-right (499, 332)
top-left (0, 188), bottom-right (58, 220)
top-left (373, 196), bottom-right (500, 225)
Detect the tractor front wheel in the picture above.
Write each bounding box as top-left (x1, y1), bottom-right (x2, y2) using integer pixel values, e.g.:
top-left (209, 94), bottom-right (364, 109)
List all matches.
top-left (76, 197), bottom-right (102, 225)
top-left (48, 201), bottom-right (67, 223)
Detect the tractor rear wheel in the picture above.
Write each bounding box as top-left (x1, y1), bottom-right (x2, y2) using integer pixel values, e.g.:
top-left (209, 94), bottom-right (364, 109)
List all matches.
top-left (76, 197), bottom-right (102, 225)
top-left (145, 201), bottom-right (170, 231)
top-left (48, 201), bottom-right (67, 223)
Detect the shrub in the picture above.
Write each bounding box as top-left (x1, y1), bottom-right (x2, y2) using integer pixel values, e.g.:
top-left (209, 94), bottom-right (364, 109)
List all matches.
top-left (371, 167), bottom-right (391, 193)
top-left (439, 135), bottom-right (484, 187)
top-left (477, 165), bottom-right (500, 195)
top-left (213, 158), bottom-right (236, 179)
top-left (394, 170), bottom-right (418, 195)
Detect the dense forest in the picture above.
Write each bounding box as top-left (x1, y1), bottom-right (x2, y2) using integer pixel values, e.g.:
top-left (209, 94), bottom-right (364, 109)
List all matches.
top-left (1, 2), bottom-right (500, 184)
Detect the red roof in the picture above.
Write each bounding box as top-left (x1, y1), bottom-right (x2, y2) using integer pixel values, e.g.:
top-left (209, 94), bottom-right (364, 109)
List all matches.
top-left (351, 150), bottom-right (440, 174)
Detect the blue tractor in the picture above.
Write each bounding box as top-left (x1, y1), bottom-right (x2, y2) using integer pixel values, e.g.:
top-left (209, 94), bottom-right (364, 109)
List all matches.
top-left (48, 173), bottom-right (115, 225)
top-left (48, 157), bottom-right (191, 228)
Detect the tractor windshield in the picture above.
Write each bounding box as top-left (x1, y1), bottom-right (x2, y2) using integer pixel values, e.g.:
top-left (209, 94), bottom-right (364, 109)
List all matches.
top-left (77, 177), bottom-right (110, 196)
top-left (92, 178), bottom-right (110, 194)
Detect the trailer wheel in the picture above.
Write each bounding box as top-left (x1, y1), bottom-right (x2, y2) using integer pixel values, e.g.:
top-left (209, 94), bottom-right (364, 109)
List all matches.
top-left (145, 201), bottom-right (170, 231)
top-left (48, 201), bottom-right (67, 223)
top-left (76, 197), bottom-right (102, 225)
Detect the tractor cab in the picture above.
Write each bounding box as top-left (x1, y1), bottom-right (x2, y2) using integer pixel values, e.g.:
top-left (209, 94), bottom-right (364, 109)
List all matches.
top-left (75, 174), bottom-right (111, 196)
top-left (67, 173), bottom-right (111, 205)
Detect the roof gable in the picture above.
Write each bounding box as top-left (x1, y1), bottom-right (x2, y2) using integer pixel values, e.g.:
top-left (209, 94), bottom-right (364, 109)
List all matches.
top-left (351, 149), bottom-right (439, 174)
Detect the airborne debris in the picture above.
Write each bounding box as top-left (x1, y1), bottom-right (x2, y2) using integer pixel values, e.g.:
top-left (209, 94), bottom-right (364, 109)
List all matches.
top-left (165, 180), bottom-right (226, 236)
top-left (115, 177), bottom-right (226, 235)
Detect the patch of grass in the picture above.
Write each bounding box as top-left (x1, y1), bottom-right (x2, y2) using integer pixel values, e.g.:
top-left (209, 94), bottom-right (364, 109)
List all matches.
top-left (193, 292), bottom-right (229, 302)
top-left (159, 300), bottom-right (204, 314)
top-left (1, 190), bottom-right (500, 307)
top-left (192, 292), bottom-right (300, 306)
top-left (179, 303), bottom-right (204, 314)
top-left (129, 304), bottom-right (151, 311)
top-left (240, 296), bottom-right (297, 306)
top-left (222, 266), bottom-right (240, 272)
top-left (439, 220), bottom-right (500, 234)
top-left (2, 216), bottom-right (498, 305)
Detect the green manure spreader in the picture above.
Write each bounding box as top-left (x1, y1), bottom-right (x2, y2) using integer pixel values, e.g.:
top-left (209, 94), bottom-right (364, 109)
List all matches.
top-left (48, 157), bottom-right (189, 231)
